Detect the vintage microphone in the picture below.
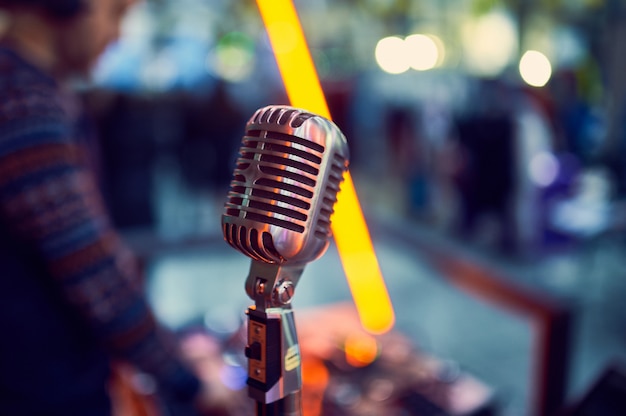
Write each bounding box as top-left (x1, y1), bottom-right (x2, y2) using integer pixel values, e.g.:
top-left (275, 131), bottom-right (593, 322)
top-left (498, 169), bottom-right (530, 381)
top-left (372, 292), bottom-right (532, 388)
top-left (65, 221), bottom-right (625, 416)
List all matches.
top-left (221, 105), bottom-right (349, 415)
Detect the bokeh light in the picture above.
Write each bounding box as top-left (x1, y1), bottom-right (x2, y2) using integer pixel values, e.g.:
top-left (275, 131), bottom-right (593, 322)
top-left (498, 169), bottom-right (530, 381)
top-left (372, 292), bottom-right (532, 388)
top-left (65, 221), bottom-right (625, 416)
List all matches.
top-left (405, 34), bottom-right (440, 71)
top-left (462, 10), bottom-right (518, 77)
top-left (375, 36), bottom-right (410, 74)
top-left (529, 151), bottom-right (559, 187)
top-left (206, 31), bottom-right (256, 82)
top-left (519, 50), bottom-right (553, 87)
top-left (344, 332), bottom-right (379, 367)
top-left (376, 34), bottom-right (444, 74)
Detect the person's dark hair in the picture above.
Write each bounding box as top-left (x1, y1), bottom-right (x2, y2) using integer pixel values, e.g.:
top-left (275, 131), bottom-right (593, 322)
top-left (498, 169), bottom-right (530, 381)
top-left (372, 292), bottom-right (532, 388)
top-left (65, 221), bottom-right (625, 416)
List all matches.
top-left (0, 0), bottom-right (86, 19)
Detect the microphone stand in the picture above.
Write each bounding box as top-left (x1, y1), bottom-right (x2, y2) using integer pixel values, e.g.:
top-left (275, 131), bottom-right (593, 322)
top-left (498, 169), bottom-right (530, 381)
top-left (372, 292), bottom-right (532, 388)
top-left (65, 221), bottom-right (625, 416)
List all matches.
top-left (244, 262), bottom-right (305, 416)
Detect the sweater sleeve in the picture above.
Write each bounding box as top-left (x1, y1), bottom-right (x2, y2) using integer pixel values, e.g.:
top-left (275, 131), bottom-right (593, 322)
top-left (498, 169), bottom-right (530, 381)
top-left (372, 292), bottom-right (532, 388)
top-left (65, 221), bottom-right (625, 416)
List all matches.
top-left (0, 115), bottom-right (201, 402)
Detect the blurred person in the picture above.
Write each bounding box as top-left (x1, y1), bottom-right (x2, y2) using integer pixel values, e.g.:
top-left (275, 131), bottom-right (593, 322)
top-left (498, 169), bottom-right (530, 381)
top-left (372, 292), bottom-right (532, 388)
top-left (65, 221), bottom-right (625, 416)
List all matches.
top-left (450, 78), bottom-right (560, 257)
top-left (452, 79), bottom-right (517, 254)
top-left (0, 0), bottom-right (232, 414)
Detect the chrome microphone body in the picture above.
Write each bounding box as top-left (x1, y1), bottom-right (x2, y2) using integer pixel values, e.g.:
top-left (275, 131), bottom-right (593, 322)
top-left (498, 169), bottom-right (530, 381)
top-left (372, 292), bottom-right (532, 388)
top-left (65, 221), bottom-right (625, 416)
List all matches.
top-left (221, 105), bottom-right (349, 413)
top-left (222, 105), bottom-right (349, 304)
top-left (222, 105), bottom-right (349, 266)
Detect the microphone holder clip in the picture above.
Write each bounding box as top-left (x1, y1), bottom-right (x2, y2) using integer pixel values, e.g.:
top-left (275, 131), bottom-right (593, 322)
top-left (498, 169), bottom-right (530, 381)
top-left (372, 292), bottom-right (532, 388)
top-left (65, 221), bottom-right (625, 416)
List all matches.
top-left (244, 262), bottom-right (305, 415)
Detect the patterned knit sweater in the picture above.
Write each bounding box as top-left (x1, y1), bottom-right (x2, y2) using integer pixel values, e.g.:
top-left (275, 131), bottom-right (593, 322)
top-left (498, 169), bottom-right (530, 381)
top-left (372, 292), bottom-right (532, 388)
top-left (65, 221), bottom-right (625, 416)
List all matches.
top-left (0, 46), bottom-right (199, 414)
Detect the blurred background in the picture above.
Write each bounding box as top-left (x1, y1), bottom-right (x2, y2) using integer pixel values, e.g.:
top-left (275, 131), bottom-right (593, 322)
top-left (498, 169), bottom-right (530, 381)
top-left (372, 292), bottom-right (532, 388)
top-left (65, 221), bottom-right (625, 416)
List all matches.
top-left (5, 0), bottom-right (626, 414)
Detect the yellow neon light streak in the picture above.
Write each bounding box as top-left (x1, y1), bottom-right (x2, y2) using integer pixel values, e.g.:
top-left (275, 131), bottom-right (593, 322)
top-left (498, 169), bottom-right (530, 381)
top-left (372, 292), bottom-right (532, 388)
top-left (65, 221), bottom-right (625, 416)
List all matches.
top-left (256, 0), bottom-right (395, 334)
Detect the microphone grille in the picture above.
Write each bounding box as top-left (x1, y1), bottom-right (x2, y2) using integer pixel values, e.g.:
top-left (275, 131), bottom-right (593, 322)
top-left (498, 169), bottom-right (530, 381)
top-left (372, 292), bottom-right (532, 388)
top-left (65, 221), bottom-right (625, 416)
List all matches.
top-left (315, 152), bottom-right (349, 238)
top-left (222, 106), bottom-right (349, 264)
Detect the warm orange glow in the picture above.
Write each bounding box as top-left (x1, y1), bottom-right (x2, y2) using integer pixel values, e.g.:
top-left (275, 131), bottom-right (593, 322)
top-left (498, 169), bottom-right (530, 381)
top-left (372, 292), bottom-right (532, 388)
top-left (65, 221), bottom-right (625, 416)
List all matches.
top-left (333, 174), bottom-right (395, 334)
top-left (344, 332), bottom-right (379, 367)
top-left (256, 0), bottom-right (330, 116)
top-left (256, 0), bottom-right (395, 334)
top-left (301, 357), bottom-right (330, 416)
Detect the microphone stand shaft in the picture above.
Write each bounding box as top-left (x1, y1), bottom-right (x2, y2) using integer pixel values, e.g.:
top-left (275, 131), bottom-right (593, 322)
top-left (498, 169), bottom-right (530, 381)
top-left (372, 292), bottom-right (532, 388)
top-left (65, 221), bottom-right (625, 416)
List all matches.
top-left (244, 264), bottom-right (304, 416)
top-left (256, 391), bottom-right (302, 416)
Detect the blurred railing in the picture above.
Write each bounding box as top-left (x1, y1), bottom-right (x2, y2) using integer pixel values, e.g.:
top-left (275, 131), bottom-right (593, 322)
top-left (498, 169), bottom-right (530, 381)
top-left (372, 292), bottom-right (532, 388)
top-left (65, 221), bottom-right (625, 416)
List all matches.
top-left (370, 217), bottom-right (574, 416)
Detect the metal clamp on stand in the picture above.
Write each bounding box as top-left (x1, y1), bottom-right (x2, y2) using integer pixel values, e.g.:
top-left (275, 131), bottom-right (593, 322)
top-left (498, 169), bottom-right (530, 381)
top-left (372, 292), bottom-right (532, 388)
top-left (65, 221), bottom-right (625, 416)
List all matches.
top-left (244, 262), bottom-right (304, 416)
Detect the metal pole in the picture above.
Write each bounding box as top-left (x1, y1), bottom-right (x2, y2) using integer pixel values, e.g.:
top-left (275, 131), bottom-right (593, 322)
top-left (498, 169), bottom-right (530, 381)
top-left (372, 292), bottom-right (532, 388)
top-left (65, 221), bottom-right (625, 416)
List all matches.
top-left (256, 392), bottom-right (302, 416)
top-left (244, 263), bottom-right (304, 416)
